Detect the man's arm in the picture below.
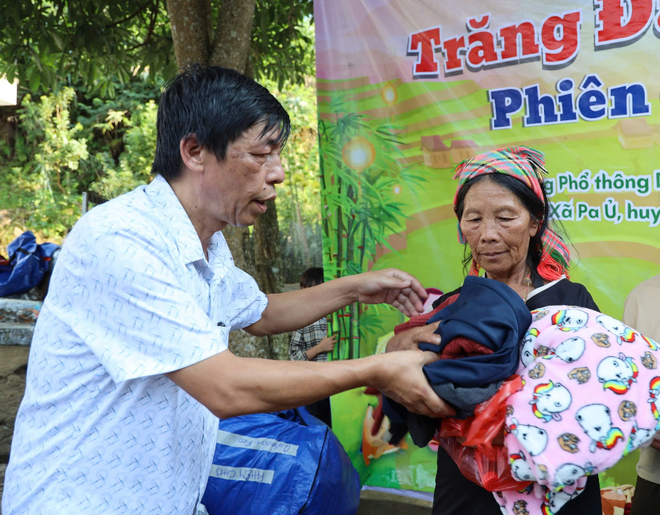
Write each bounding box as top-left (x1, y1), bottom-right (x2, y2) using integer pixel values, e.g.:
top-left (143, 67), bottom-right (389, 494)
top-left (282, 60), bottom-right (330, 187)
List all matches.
top-left (245, 268), bottom-right (428, 336)
top-left (166, 349), bottom-right (455, 419)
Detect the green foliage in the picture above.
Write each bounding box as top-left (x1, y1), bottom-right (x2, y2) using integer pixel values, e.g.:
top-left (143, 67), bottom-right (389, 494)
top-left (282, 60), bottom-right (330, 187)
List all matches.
top-left (0, 87), bottom-right (88, 243)
top-left (0, 0), bottom-right (175, 96)
top-left (89, 100), bottom-right (158, 199)
top-left (0, 78), bottom-right (161, 248)
top-left (264, 78), bottom-right (324, 282)
top-left (0, 0), bottom-right (315, 97)
top-left (252, 4), bottom-right (315, 89)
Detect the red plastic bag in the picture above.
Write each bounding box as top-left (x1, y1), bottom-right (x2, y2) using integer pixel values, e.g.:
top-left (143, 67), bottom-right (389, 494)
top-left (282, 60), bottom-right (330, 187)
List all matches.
top-left (440, 375), bottom-right (523, 457)
top-left (438, 437), bottom-right (530, 492)
top-left (437, 376), bottom-right (526, 491)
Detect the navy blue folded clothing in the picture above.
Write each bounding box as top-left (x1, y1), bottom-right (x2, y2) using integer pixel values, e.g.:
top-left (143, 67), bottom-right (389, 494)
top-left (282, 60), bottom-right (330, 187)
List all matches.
top-left (420, 275), bottom-right (531, 388)
top-left (383, 276), bottom-right (532, 448)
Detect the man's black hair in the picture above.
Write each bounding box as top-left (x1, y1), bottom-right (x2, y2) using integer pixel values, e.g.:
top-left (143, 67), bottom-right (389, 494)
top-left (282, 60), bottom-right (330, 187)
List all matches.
top-left (152, 64), bottom-right (291, 181)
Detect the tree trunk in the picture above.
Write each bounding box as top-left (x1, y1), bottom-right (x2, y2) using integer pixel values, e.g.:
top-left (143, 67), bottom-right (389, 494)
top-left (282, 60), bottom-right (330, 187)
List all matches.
top-left (209, 0), bottom-right (256, 71)
top-left (167, 0), bottom-right (277, 358)
top-left (166, 0), bottom-right (212, 70)
top-left (253, 200), bottom-right (290, 360)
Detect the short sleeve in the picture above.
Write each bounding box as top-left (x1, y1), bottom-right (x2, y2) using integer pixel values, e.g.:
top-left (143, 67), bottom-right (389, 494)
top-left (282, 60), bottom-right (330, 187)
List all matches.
top-left (225, 266), bottom-right (268, 330)
top-left (60, 227), bottom-right (230, 383)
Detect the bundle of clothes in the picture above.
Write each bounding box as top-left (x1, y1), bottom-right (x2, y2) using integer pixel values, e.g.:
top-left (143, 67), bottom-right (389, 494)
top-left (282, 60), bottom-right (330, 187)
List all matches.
top-left (380, 276), bottom-right (660, 515)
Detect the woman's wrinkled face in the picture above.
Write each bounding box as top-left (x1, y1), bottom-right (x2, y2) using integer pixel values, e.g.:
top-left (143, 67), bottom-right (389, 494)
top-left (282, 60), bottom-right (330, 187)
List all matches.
top-left (459, 178), bottom-right (539, 278)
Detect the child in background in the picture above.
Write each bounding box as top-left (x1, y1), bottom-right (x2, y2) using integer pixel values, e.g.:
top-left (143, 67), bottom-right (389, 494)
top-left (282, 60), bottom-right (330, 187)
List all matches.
top-left (289, 267), bottom-right (336, 426)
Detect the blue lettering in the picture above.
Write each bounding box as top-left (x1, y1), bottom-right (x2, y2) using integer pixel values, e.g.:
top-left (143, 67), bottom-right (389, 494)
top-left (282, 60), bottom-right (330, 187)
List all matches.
top-left (608, 83), bottom-right (651, 118)
top-left (556, 78), bottom-right (578, 123)
top-left (488, 87), bottom-right (523, 130)
top-left (523, 85), bottom-right (559, 126)
top-left (577, 74), bottom-right (607, 121)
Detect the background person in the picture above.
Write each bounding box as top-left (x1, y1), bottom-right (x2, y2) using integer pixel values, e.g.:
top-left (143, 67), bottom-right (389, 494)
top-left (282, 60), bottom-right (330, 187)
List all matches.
top-left (289, 267), bottom-right (336, 426)
top-left (623, 274), bottom-right (660, 515)
top-left (386, 146), bottom-right (602, 515)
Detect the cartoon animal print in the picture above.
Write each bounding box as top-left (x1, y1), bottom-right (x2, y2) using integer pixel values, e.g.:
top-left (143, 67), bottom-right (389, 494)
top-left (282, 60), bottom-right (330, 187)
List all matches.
top-left (544, 337), bottom-right (586, 363)
top-left (649, 377), bottom-right (660, 429)
top-left (597, 353), bottom-right (638, 394)
top-left (642, 351), bottom-right (658, 370)
top-left (521, 328), bottom-right (540, 368)
top-left (509, 451), bottom-right (537, 481)
top-left (624, 420), bottom-right (658, 456)
top-left (506, 405), bottom-right (515, 417)
top-left (513, 500), bottom-right (529, 515)
top-left (552, 462), bottom-right (594, 488)
top-left (596, 315), bottom-right (636, 345)
top-left (591, 333), bottom-right (611, 348)
top-left (543, 490), bottom-right (578, 515)
top-left (552, 308), bottom-right (589, 332)
top-left (494, 492), bottom-right (508, 515)
top-left (568, 367), bottom-right (590, 384)
top-left (641, 335), bottom-right (658, 351)
top-left (536, 345), bottom-right (552, 358)
top-left (618, 400), bottom-right (637, 422)
top-left (535, 464), bottom-right (548, 481)
top-left (575, 404), bottom-right (624, 453)
top-left (529, 363), bottom-right (545, 380)
top-left (558, 433), bottom-right (580, 453)
top-left (532, 309), bottom-right (549, 322)
top-left (509, 418), bottom-right (549, 456)
top-left (529, 380), bottom-right (572, 422)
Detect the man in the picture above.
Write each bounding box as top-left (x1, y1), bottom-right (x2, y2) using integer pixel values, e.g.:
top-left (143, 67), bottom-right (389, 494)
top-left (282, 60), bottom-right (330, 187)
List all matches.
top-left (623, 274), bottom-right (660, 515)
top-left (2, 66), bottom-right (452, 514)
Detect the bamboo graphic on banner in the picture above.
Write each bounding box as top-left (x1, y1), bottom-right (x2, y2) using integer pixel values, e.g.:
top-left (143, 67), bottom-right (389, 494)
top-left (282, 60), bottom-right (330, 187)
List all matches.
top-left (318, 92), bottom-right (427, 360)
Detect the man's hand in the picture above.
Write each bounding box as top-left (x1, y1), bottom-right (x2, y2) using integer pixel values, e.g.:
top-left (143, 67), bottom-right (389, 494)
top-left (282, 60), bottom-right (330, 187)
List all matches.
top-left (372, 350), bottom-right (455, 418)
top-left (386, 322), bottom-right (442, 352)
top-left (355, 268), bottom-right (427, 317)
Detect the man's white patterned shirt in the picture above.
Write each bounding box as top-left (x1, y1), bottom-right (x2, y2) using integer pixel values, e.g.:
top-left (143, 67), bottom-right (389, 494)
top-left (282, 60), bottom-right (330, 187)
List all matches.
top-left (2, 174), bottom-right (267, 514)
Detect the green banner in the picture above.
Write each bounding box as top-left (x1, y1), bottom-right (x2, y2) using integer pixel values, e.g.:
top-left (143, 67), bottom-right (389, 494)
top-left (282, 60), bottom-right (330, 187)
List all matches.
top-left (315, 0), bottom-right (660, 491)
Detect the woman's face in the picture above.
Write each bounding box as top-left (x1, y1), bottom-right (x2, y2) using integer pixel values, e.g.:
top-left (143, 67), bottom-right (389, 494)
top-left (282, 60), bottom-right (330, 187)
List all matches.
top-left (459, 178), bottom-right (539, 278)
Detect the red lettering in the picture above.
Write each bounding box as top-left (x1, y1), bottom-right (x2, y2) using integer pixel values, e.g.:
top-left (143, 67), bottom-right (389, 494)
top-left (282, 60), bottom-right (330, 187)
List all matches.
top-left (541, 11), bottom-right (581, 65)
top-left (467, 14), bottom-right (490, 31)
top-left (499, 22), bottom-right (540, 60)
top-left (594, 0), bottom-right (653, 46)
top-left (466, 32), bottom-right (499, 69)
top-left (442, 36), bottom-right (466, 73)
top-left (407, 27), bottom-right (442, 77)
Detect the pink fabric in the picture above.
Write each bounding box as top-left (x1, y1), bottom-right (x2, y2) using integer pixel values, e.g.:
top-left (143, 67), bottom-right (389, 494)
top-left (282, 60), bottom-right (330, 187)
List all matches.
top-left (497, 306), bottom-right (660, 515)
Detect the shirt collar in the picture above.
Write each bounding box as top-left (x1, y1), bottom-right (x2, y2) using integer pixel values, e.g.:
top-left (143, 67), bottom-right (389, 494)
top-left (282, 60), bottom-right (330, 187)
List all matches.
top-left (144, 174), bottom-right (207, 265)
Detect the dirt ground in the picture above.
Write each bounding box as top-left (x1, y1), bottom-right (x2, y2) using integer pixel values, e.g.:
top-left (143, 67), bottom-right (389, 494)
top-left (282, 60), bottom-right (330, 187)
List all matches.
top-left (0, 345), bottom-right (30, 503)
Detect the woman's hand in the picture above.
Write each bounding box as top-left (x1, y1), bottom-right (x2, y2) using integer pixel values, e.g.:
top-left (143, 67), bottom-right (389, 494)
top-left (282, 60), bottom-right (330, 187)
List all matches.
top-left (386, 322), bottom-right (442, 353)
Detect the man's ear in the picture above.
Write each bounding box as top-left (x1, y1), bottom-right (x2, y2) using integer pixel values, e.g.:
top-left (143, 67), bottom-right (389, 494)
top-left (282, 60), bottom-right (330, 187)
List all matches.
top-left (180, 135), bottom-right (204, 173)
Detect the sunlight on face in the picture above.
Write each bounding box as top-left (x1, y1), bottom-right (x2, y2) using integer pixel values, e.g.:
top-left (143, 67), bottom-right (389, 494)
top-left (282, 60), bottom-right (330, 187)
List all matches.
top-left (459, 178), bottom-right (539, 278)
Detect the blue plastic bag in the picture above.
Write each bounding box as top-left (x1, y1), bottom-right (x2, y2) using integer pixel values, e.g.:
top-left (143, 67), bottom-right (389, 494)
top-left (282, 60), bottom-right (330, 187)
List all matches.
top-left (0, 231), bottom-right (60, 297)
top-left (201, 408), bottom-right (360, 515)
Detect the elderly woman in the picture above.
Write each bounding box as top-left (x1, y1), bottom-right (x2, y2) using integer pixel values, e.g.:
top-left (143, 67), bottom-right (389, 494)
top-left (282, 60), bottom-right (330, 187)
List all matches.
top-left (387, 147), bottom-right (602, 515)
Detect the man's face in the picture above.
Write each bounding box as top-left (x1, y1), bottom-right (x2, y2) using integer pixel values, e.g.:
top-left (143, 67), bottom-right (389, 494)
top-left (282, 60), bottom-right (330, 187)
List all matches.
top-left (200, 121), bottom-right (285, 227)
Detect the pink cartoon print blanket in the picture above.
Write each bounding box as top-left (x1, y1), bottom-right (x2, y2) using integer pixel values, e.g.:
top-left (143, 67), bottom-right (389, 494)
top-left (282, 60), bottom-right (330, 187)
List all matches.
top-left (496, 305), bottom-right (660, 515)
